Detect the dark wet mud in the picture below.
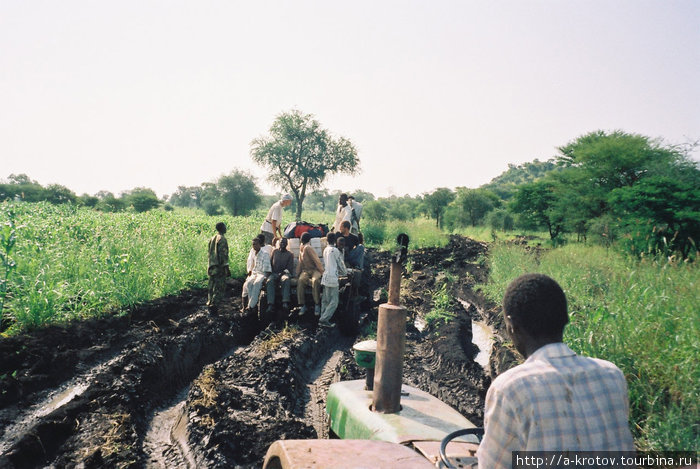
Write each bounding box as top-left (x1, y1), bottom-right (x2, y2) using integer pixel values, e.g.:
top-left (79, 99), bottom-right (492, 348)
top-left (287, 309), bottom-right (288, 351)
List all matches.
top-left (0, 236), bottom-right (514, 468)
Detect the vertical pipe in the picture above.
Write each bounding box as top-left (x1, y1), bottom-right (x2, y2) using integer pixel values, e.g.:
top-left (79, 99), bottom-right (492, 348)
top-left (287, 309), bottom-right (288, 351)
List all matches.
top-left (388, 261), bottom-right (402, 306)
top-left (372, 303), bottom-right (406, 413)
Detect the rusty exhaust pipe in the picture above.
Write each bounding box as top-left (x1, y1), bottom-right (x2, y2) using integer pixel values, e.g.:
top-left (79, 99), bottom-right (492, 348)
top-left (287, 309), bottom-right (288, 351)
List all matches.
top-left (372, 234), bottom-right (409, 414)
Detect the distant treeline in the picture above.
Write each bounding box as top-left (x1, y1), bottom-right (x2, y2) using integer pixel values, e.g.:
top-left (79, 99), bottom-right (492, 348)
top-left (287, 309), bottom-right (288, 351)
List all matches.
top-left (3, 130), bottom-right (698, 259)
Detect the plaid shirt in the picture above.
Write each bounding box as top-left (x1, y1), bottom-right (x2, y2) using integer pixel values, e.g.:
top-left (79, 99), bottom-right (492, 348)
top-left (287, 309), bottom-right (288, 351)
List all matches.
top-left (477, 343), bottom-right (634, 468)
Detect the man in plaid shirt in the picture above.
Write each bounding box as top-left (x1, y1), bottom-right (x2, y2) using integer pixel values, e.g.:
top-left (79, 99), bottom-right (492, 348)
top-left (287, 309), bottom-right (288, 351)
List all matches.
top-left (477, 274), bottom-right (635, 468)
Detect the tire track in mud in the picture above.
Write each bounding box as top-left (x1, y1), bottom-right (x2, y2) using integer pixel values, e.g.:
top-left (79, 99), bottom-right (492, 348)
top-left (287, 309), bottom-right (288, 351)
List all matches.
top-left (181, 326), bottom-right (352, 468)
top-left (0, 286), bottom-right (264, 468)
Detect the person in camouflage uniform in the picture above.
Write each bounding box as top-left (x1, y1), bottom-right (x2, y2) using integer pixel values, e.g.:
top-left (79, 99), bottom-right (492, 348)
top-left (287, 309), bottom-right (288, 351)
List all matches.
top-left (207, 222), bottom-right (230, 312)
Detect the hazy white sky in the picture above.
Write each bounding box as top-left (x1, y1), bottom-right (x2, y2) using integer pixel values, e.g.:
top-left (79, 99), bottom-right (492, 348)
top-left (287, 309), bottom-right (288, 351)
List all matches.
top-left (2, 1), bottom-right (698, 198)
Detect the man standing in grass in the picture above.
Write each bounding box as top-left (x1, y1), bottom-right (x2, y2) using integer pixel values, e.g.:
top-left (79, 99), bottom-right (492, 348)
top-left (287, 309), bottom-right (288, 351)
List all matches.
top-left (261, 194), bottom-right (293, 245)
top-left (207, 222), bottom-right (230, 313)
top-left (477, 273), bottom-right (634, 468)
top-left (319, 232), bottom-right (347, 328)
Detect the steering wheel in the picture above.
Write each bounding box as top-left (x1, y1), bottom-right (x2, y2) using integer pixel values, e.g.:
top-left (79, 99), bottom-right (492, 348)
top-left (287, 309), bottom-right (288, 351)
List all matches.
top-left (439, 427), bottom-right (484, 469)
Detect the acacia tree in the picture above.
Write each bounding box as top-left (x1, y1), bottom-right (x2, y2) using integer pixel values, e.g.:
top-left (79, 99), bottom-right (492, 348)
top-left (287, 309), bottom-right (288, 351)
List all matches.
top-left (250, 110), bottom-right (360, 221)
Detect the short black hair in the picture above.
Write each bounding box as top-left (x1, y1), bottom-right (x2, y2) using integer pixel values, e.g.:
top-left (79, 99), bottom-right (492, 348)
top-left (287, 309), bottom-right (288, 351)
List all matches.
top-left (300, 232), bottom-right (311, 244)
top-left (341, 220), bottom-right (351, 229)
top-left (257, 233), bottom-right (266, 245)
top-left (503, 273), bottom-right (568, 338)
top-left (326, 232), bottom-right (337, 245)
top-left (215, 222), bottom-right (226, 233)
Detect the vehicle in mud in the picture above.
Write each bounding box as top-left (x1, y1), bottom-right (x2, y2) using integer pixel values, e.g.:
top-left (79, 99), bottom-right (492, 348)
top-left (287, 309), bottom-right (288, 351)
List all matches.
top-left (262, 235), bottom-right (483, 469)
top-left (255, 236), bottom-right (369, 335)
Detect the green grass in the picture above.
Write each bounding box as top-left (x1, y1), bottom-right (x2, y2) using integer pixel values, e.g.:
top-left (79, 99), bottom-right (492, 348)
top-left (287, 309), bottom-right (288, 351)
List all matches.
top-left (481, 242), bottom-right (699, 451)
top-left (0, 201), bottom-right (261, 333)
top-left (363, 217), bottom-right (448, 250)
top-left (425, 282), bottom-right (455, 327)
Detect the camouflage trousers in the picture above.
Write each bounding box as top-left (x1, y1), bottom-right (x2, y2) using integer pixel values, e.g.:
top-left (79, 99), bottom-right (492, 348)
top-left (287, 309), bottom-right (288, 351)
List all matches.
top-left (207, 274), bottom-right (227, 307)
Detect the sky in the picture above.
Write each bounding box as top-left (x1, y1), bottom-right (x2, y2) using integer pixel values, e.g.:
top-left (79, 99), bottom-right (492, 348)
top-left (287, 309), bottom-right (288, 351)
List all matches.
top-left (1, 1), bottom-right (698, 199)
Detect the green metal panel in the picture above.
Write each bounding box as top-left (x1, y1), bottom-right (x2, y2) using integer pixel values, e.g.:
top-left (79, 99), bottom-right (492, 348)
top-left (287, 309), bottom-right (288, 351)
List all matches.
top-left (326, 380), bottom-right (479, 444)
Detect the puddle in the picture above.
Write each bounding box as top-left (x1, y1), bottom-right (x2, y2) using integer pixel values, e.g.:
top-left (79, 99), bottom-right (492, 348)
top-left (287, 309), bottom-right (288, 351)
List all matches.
top-left (0, 352), bottom-right (121, 455)
top-left (471, 320), bottom-right (494, 369)
top-left (457, 298), bottom-right (494, 369)
top-left (143, 387), bottom-right (195, 469)
top-left (414, 316), bottom-right (427, 332)
top-left (36, 382), bottom-right (89, 417)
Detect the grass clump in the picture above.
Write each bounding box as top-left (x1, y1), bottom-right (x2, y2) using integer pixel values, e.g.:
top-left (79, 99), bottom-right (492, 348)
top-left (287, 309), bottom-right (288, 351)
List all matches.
top-left (425, 282), bottom-right (455, 327)
top-left (481, 243), bottom-right (699, 452)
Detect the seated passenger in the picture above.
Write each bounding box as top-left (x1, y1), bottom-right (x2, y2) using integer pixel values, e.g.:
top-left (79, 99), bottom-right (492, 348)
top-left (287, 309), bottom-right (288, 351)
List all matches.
top-left (336, 220), bottom-right (363, 269)
top-left (242, 237), bottom-right (271, 314)
top-left (267, 238), bottom-right (294, 314)
top-left (296, 232), bottom-right (324, 317)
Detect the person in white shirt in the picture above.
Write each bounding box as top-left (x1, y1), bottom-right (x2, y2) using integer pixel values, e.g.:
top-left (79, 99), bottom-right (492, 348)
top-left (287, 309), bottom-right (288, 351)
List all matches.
top-left (319, 233), bottom-right (348, 327)
top-left (242, 237), bottom-right (271, 313)
top-left (332, 193), bottom-right (353, 232)
top-left (261, 194), bottom-right (293, 245)
top-left (348, 195), bottom-right (363, 235)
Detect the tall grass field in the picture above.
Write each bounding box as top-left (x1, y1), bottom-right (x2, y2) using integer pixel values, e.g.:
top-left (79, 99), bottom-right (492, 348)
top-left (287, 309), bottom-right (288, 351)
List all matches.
top-left (481, 243), bottom-right (699, 452)
top-left (0, 202), bottom-right (261, 333)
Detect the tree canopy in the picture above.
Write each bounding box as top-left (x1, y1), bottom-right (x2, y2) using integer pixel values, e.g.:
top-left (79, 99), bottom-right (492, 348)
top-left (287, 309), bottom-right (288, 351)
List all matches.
top-left (250, 110), bottom-right (360, 220)
top-left (217, 170), bottom-right (261, 216)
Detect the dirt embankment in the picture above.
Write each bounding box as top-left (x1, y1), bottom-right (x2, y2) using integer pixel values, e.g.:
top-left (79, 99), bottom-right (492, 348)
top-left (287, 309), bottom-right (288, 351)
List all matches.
top-left (0, 235), bottom-right (514, 468)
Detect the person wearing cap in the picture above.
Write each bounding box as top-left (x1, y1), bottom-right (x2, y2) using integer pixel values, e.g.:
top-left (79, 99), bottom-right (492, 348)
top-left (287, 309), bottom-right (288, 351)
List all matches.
top-left (261, 194), bottom-right (293, 245)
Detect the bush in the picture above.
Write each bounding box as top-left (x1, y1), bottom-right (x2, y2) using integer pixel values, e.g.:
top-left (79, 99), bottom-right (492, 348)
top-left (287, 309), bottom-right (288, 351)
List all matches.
top-left (362, 223), bottom-right (386, 246)
top-left (486, 208), bottom-right (514, 232)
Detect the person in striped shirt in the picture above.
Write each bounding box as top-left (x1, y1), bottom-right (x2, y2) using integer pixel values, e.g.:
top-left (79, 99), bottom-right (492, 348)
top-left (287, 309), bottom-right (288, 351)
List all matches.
top-left (477, 273), bottom-right (635, 469)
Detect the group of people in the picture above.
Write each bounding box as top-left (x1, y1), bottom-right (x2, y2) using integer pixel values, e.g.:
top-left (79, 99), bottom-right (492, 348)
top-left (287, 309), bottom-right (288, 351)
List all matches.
top-left (207, 193), bottom-right (365, 328)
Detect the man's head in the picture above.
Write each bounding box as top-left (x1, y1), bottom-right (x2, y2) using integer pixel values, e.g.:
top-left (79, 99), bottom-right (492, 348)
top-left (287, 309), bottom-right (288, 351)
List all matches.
top-left (336, 236), bottom-right (345, 250)
top-left (503, 273), bottom-right (568, 357)
top-left (215, 222), bottom-right (226, 234)
top-left (279, 238), bottom-right (288, 251)
top-left (257, 233), bottom-right (266, 246)
top-left (326, 232), bottom-right (337, 246)
top-left (339, 193), bottom-right (348, 206)
top-left (281, 194), bottom-right (293, 207)
top-left (340, 220), bottom-right (351, 235)
top-left (300, 232), bottom-right (311, 245)
top-left (252, 237), bottom-right (261, 252)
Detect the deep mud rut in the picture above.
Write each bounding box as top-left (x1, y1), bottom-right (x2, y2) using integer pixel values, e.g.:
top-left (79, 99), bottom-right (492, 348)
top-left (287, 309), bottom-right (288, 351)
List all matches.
top-left (0, 236), bottom-right (517, 468)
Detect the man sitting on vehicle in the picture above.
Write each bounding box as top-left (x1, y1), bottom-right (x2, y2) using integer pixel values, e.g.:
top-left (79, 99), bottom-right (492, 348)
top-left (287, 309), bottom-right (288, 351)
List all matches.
top-left (242, 237), bottom-right (271, 314)
top-left (267, 238), bottom-right (294, 315)
top-left (477, 273), bottom-right (634, 468)
top-left (296, 232), bottom-right (324, 317)
top-left (336, 220), bottom-right (363, 269)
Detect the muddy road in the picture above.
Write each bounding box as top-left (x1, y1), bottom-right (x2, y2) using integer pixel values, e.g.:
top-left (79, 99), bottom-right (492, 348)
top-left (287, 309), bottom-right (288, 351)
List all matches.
top-left (0, 236), bottom-right (514, 468)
